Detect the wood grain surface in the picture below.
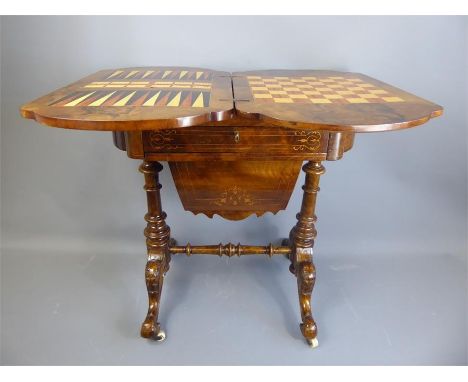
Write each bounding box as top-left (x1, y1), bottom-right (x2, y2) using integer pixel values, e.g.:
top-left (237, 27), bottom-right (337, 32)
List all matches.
top-left (20, 67), bottom-right (234, 131)
top-left (232, 70), bottom-right (443, 132)
top-left (20, 67), bottom-right (443, 132)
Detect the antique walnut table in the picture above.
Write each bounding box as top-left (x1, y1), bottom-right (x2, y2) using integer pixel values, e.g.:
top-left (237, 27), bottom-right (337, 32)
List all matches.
top-left (21, 67), bottom-right (442, 347)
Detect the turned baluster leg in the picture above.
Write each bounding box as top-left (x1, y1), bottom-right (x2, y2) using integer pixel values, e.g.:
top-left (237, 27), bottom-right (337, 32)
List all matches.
top-left (139, 161), bottom-right (171, 341)
top-left (289, 161), bottom-right (325, 347)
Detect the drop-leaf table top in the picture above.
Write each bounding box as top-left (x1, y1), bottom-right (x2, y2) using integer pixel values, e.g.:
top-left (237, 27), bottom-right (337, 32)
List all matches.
top-left (21, 66), bottom-right (442, 132)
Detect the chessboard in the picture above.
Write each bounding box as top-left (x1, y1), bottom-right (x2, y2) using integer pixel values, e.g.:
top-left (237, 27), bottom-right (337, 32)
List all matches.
top-left (246, 75), bottom-right (405, 104)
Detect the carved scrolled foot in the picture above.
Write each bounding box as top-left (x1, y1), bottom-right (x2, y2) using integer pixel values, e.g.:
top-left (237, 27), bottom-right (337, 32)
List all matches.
top-left (141, 321), bottom-right (166, 342)
top-left (300, 316), bottom-right (318, 342)
top-left (141, 258), bottom-right (166, 341)
top-left (140, 319), bottom-right (161, 337)
top-left (296, 256), bottom-right (318, 347)
top-left (301, 313), bottom-right (318, 347)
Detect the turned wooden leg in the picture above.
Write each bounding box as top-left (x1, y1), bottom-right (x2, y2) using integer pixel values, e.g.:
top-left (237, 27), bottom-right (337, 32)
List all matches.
top-left (139, 161), bottom-right (171, 341)
top-left (288, 161), bottom-right (325, 347)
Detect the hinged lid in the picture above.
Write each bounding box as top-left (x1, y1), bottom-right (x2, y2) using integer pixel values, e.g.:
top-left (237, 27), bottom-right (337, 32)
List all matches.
top-left (20, 67), bottom-right (235, 131)
top-left (232, 70), bottom-right (443, 132)
top-left (20, 67), bottom-right (443, 132)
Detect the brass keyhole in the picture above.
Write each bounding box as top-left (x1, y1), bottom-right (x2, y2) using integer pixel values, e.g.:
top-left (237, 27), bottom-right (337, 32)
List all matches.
top-left (234, 131), bottom-right (240, 143)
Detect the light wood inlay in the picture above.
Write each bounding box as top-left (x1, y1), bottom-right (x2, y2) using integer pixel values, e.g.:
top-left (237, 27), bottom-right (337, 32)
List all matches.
top-left (20, 67), bottom-right (442, 132)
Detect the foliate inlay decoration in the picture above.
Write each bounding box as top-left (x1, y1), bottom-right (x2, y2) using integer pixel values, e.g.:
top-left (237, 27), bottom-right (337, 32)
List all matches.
top-left (148, 130), bottom-right (179, 151)
top-left (168, 160), bottom-right (303, 221)
top-left (213, 186), bottom-right (255, 207)
top-left (292, 131), bottom-right (321, 152)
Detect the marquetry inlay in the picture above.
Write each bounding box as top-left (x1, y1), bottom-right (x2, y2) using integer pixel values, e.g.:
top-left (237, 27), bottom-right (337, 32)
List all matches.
top-left (247, 75), bottom-right (405, 104)
top-left (49, 69), bottom-right (215, 108)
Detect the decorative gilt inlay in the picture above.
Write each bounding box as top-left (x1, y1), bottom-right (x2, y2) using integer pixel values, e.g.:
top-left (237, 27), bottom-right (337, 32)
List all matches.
top-left (292, 131), bottom-right (321, 152)
top-left (147, 129), bottom-right (323, 153)
top-left (213, 186), bottom-right (255, 207)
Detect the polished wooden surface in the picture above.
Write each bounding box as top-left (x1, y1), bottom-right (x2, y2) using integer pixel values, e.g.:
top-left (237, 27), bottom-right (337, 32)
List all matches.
top-left (113, 128), bottom-right (353, 162)
top-left (21, 67), bottom-right (442, 132)
top-left (233, 70), bottom-right (442, 132)
top-left (287, 161), bottom-right (325, 347)
top-left (139, 161), bottom-right (171, 341)
top-left (169, 243), bottom-right (291, 257)
top-left (143, 127), bottom-right (327, 154)
top-left (142, 126), bottom-right (330, 160)
top-left (169, 160), bottom-right (303, 220)
top-left (20, 67), bottom-right (234, 130)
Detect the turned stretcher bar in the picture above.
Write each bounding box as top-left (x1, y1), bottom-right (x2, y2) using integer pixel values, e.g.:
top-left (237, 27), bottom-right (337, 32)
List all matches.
top-left (169, 243), bottom-right (292, 257)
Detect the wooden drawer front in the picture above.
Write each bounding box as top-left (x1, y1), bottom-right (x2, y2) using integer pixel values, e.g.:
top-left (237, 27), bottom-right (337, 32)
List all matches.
top-left (143, 127), bottom-right (329, 155)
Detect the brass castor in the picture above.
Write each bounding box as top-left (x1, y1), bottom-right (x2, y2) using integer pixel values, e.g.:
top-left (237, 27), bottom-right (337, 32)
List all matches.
top-left (154, 330), bottom-right (166, 342)
top-left (306, 337), bottom-right (319, 348)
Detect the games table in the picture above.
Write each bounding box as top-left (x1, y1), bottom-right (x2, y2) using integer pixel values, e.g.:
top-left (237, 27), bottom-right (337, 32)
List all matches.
top-left (20, 67), bottom-right (442, 347)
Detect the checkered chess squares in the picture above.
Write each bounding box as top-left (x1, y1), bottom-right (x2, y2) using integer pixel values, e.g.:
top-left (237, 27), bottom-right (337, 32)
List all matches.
top-left (247, 76), bottom-right (405, 104)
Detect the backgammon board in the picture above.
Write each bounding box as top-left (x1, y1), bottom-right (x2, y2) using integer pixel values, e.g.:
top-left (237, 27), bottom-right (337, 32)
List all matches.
top-left (21, 67), bottom-right (234, 130)
top-left (20, 67), bottom-right (442, 348)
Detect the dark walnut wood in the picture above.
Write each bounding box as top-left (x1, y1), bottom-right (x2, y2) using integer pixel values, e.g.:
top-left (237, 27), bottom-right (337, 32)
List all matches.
top-left (169, 243), bottom-right (291, 257)
top-left (142, 127), bottom-right (329, 220)
top-left (139, 161), bottom-right (171, 342)
top-left (288, 161), bottom-right (326, 347)
top-left (113, 127), bottom-right (354, 162)
top-left (19, 66), bottom-right (444, 347)
top-left (142, 126), bottom-right (329, 157)
top-left (169, 160), bottom-right (304, 220)
top-left (20, 67), bottom-right (234, 130)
